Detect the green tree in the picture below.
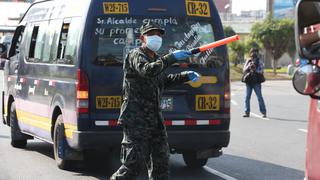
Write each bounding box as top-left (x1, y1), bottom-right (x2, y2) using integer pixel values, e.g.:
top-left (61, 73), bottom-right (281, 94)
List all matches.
top-left (229, 40), bottom-right (246, 67)
top-left (251, 15), bottom-right (294, 74)
top-left (287, 30), bottom-right (296, 64)
top-left (224, 26), bottom-right (244, 66)
top-left (224, 26), bottom-right (236, 37)
top-left (245, 38), bottom-right (260, 53)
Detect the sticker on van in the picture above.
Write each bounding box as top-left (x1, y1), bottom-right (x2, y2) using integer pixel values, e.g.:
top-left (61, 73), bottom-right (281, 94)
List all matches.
top-left (103, 2), bottom-right (129, 14)
top-left (185, 76), bottom-right (217, 88)
top-left (185, 0), bottom-right (211, 17)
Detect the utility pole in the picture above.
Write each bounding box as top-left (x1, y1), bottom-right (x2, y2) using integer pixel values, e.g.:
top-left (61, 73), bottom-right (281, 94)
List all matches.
top-left (264, 0), bottom-right (275, 68)
top-left (267, 0), bottom-right (274, 17)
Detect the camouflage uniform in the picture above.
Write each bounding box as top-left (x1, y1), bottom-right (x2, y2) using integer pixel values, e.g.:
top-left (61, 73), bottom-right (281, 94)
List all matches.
top-left (110, 47), bottom-right (190, 180)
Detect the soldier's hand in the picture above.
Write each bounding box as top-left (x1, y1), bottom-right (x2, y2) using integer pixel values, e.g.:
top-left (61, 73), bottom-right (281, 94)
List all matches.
top-left (185, 71), bottom-right (201, 82)
top-left (172, 50), bottom-right (192, 61)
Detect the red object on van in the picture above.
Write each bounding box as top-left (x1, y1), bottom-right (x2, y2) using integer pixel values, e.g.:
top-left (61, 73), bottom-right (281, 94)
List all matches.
top-left (306, 100), bottom-right (320, 180)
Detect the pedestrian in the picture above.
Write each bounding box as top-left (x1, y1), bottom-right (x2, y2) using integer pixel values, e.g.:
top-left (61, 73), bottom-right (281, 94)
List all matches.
top-left (110, 21), bottom-right (201, 180)
top-left (242, 48), bottom-right (267, 118)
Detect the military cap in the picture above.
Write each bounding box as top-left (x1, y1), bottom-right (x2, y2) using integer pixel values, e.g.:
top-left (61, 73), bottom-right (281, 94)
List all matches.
top-left (140, 21), bottom-right (165, 35)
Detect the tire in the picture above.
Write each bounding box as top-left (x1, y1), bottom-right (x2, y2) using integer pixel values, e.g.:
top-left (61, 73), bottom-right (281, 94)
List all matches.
top-left (53, 114), bottom-right (73, 170)
top-left (10, 102), bottom-right (27, 148)
top-left (183, 152), bottom-right (208, 169)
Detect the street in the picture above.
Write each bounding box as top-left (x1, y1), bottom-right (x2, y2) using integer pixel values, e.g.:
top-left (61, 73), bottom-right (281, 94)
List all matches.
top-left (0, 70), bottom-right (308, 180)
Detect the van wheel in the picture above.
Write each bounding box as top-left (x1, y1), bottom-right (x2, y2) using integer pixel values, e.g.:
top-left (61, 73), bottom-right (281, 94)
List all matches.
top-left (53, 114), bottom-right (73, 170)
top-left (183, 152), bottom-right (208, 168)
top-left (10, 102), bottom-right (27, 148)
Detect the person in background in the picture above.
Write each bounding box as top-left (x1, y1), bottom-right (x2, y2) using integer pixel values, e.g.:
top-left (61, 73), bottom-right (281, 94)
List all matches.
top-left (242, 48), bottom-right (267, 118)
top-left (110, 22), bottom-right (201, 180)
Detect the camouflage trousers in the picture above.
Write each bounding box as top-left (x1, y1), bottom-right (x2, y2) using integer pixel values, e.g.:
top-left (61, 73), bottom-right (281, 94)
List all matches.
top-left (110, 125), bottom-right (170, 180)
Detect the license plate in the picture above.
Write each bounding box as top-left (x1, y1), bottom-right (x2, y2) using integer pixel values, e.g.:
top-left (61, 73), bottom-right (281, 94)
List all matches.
top-left (160, 97), bottom-right (173, 111)
top-left (195, 95), bottom-right (220, 111)
top-left (103, 2), bottom-right (129, 14)
top-left (96, 96), bottom-right (122, 109)
top-left (186, 0), bottom-right (211, 17)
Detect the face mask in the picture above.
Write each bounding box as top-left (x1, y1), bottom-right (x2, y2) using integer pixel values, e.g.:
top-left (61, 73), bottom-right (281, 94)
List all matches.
top-left (252, 53), bottom-right (258, 59)
top-left (145, 35), bottom-right (162, 52)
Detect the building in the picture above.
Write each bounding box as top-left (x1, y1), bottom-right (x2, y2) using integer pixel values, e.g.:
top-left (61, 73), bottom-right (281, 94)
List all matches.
top-left (274, 0), bottom-right (298, 19)
top-left (0, 2), bottom-right (30, 25)
top-left (215, 0), bottom-right (232, 13)
top-left (0, 2), bottom-right (31, 36)
top-left (0, 0), bottom-right (33, 2)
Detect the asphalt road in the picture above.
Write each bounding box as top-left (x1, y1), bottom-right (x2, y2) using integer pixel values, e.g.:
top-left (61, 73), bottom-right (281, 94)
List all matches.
top-left (0, 71), bottom-right (309, 180)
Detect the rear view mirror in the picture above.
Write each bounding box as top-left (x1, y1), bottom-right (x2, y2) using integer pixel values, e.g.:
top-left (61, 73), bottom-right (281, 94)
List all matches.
top-left (293, 64), bottom-right (320, 96)
top-left (0, 43), bottom-right (6, 54)
top-left (296, 0), bottom-right (320, 59)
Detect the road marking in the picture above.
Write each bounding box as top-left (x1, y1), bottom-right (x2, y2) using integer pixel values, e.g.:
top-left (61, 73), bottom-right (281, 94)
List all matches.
top-left (231, 100), bottom-right (238, 106)
top-left (229, 97), bottom-right (268, 121)
top-left (203, 166), bottom-right (238, 180)
top-left (250, 112), bottom-right (270, 121)
top-left (298, 129), bottom-right (308, 133)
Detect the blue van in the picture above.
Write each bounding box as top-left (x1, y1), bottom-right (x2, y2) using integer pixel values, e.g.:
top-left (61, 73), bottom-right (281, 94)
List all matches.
top-left (1, 0), bottom-right (230, 169)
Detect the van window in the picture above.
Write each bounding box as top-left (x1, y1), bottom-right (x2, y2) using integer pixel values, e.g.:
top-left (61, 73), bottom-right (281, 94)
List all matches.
top-left (63, 17), bottom-right (81, 65)
top-left (57, 22), bottom-right (70, 61)
top-left (93, 17), bottom-right (221, 68)
top-left (34, 22), bottom-right (48, 62)
top-left (28, 25), bottom-right (39, 59)
top-left (27, 22), bottom-right (48, 62)
top-left (25, 18), bottom-right (80, 65)
top-left (42, 19), bottom-right (63, 63)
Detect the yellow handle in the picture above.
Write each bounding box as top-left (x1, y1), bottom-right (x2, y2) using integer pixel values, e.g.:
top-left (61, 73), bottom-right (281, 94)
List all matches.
top-left (185, 76), bottom-right (217, 88)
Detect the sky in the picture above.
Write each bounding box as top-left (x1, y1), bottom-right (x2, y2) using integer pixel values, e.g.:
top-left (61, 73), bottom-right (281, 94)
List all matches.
top-left (232, 0), bottom-right (267, 15)
top-left (0, 2), bottom-right (30, 25)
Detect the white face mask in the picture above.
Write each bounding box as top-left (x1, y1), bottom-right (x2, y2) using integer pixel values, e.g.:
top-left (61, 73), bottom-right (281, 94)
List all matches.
top-left (145, 35), bottom-right (162, 52)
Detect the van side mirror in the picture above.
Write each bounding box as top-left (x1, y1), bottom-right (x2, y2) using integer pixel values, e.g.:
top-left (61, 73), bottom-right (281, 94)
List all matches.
top-left (296, 0), bottom-right (320, 59)
top-left (293, 64), bottom-right (320, 97)
top-left (0, 43), bottom-right (6, 54)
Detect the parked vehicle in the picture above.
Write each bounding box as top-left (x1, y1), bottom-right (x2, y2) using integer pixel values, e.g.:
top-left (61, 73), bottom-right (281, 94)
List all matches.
top-left (0, 43), bottom-right (6, 57)
top-left (0, 34), bottom-right (13, 49)
top-left (0, 34), bottom-right (13, 69)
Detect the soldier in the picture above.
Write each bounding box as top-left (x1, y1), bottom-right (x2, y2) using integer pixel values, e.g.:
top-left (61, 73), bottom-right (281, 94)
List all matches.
top-left (110, 22), bottom-right (201, 180)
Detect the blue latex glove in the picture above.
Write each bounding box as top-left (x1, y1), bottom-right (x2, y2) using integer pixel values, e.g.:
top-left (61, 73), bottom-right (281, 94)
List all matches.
top-left (186, 71), bottom-right (201, 82)
top-left (172, 50), bottom-right (192, 61)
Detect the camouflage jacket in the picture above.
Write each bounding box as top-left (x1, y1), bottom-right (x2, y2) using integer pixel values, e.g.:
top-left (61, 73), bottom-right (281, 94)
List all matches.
top-left (118, 47), bottom-right (190, 128)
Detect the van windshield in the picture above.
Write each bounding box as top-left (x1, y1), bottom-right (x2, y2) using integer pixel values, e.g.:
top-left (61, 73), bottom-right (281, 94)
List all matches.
top-left (93, 16), bottom-right (223, 68)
